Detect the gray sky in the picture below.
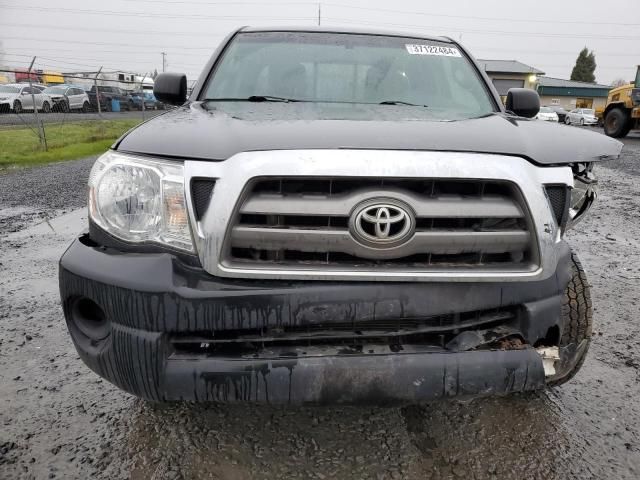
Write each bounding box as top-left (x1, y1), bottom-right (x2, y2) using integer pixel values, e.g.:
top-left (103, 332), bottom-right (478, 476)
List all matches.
top-left (1, 0), bottom-right (638, 85)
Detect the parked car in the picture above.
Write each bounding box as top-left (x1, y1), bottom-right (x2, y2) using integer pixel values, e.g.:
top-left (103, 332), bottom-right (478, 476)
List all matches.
top-left (128, 90), bottom-right (158, 110)
top-left (31, 84), bottom-right (47, 93)
top-left (0, 83), bottom-right (52, 113)
top-left (42, 85), bottom-right (91, 112)
top-left (59, 26), bottom-right (623, 404)
top-left (565, 108), bottom-right (598, 126)
top-left (87, 85), bottom-right (133, 111)
top-left (535, 106), bottom-right (559, 122)
top-left (548, 105), bottom-right (569, 123)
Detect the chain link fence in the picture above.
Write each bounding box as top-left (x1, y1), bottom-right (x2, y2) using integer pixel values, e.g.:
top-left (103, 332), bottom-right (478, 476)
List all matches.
top-left (0, 57), bottom-right (177, 157)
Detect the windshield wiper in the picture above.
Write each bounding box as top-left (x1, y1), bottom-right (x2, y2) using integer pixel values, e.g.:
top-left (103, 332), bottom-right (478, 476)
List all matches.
top-left (204, 95), bottom-right (302, 103)
top-left (379, 100), bottom-right (428, 107)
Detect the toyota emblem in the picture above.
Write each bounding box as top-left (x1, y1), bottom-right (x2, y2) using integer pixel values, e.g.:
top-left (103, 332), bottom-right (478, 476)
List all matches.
top-left (349, 199), bottom-right (416, 248)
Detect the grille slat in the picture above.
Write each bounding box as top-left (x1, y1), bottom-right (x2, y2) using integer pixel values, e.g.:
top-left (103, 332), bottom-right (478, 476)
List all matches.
top-left (241, 191), bottom-right (523, 218)
top-left (224, 177), bottom-right (536, 272)
top-left (231, 227), bottom-right (530, 258)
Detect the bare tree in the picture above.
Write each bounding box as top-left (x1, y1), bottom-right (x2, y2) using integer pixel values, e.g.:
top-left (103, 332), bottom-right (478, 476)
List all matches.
top-left (611, 78), bottom-right (629, 88)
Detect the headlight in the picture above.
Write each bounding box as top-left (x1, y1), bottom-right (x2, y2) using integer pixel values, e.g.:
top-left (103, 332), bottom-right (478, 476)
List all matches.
top-left (88, 151), bottom-right (194, 252)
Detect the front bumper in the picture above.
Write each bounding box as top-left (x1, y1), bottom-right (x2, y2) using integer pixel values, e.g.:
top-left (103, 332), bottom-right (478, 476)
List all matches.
top-left (59, 235), bottom-right (575, 404)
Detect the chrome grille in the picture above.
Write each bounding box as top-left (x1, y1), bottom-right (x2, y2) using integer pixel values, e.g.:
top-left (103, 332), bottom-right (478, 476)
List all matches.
top-left (223, 177), bottom-right (537, 271)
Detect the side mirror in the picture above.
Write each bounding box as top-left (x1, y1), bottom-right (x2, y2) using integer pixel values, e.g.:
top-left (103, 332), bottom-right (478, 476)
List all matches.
top-left (506, 88), bottom-right (540, 118)
top-left (153, 73), bottom-right (187, 106)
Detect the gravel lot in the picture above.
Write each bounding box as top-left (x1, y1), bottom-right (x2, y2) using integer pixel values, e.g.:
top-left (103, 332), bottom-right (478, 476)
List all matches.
top-left (1, 130), bottom-right (640, 479)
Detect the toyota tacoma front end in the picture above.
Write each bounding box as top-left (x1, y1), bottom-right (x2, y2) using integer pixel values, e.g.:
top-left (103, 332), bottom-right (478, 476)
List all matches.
top-left (59, 27), bottom-right (622, 404)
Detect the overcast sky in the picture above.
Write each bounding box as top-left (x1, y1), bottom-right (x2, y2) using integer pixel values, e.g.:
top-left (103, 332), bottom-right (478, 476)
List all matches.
top-left (1, 0), bottom-right (638, 85)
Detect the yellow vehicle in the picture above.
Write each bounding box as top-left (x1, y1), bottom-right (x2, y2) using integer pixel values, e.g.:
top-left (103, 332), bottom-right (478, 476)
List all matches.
top-left (41, 71), bottom-right (65, 85)
top-left (603, 65), bottom-right (640, 138)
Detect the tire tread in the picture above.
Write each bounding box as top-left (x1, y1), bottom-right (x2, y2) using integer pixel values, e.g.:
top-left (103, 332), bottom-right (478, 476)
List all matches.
top-left (550, 252), bottom-right (593, 386)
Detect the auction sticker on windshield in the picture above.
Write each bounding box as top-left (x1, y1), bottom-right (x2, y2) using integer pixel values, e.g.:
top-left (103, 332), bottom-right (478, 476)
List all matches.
top-left (405, 44), bottom-right (461, 57)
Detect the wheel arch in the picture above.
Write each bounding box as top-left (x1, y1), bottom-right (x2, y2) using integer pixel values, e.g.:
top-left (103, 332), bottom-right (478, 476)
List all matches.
top-left (603, 102), bottom-right (630, 117)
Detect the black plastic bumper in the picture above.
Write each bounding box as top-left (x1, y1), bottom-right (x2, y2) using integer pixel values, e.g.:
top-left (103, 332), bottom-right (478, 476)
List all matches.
top-left (59, 236), bottom-right (573, 404)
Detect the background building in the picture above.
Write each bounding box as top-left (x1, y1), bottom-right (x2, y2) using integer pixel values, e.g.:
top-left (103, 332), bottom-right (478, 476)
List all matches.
top-left (535, 76), bottom-right (611, 110)
top-left (478, 59), bottom-right (545, 101)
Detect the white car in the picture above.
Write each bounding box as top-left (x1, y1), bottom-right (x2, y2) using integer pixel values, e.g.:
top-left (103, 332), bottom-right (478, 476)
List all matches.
top-left (536, 106), bottom-right (559, 122)
top-left (565, 108), bottom-right (598, 126)
top-left (42, 85), bottom-right (91, 112)
top-left (0, 83), bottom-right (53, 113)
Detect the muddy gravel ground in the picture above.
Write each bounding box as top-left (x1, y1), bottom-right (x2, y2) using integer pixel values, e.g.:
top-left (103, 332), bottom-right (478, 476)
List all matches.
top-left (2, 133), bottom-right (640, 480)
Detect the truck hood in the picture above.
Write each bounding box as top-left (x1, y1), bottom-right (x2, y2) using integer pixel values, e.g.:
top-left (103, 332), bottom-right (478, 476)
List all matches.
top-left (116, 101), bottom-right (623, 165)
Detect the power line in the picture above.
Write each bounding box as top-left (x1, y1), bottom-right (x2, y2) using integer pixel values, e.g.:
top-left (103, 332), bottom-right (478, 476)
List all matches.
top-left (0, 68), bottom-right (153, 85)
top-left (2, 53), bottom-right (157, 70)
top-left (0, 22), bottom-right (231, 37)
top-left (323, 2), bottom-right (640, 27)
top-left (471, 47), bottom-right (639, 58)
top-left (1, 36), bottom-right (219, 50)
top-left (4, 46), bottom-right (212, 58)
top-left (0, 3), bottom-right (315, 21)
top-left (112, 0), bottom-right (314, 5)
top-left (324, 17), bottom-right (640, 41)
top-left (6, 1), bottom-right (640, 27)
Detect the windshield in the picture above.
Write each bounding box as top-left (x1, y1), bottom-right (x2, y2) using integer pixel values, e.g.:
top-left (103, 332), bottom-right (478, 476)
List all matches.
top-left (539, 107), bottom-right (552, 113)
top-left (583, 109), bottom-right (594, 115)
top-left (43, 87), bottom-right (67, 95)
top-left (0, 86), bottom-right (19, 94)
top-left (203, 32), bottom-right (496, 120)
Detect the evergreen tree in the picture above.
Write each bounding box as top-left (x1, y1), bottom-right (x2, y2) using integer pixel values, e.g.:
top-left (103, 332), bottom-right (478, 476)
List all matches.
top-left (570, 48), bottom-right (596, 83)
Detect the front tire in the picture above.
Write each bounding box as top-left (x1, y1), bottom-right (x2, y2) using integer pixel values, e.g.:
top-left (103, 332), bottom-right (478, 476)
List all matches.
top-left (82, 101), bottom-right (90, 113)
top-left (579, 118), bottom-right (584, 126)
top-left (548, 252), bottom-right (593, 386)
top-left (42, 101), bottom-right (51, 113)
top-left (565, 116), bottom-right (570, 125)
top-left (13, 100), bottom-right (22, 114)
top-left (604, 108), bottom-right (631, 138)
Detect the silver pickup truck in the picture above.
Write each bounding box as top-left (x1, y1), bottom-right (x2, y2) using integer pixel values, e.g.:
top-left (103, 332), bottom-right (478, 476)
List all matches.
top-left (59, 26), bottom-right (622, 404)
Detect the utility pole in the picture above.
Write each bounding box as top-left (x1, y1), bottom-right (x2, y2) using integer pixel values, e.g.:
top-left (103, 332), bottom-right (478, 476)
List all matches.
top-left (140, 73), bottom-right (147, 121)
top-left (318, 3), bottom-right (321, 26)
top-left (161, 52), bottom-right (167, 73)
top-left (28, 56), bottom-right (47, 151)
top-left (94, 66), bottom-right (103, 116)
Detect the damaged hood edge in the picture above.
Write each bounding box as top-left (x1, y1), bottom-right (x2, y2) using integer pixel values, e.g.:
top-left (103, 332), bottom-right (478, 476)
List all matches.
top-left (114, 103), bottom-right (624, 166)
